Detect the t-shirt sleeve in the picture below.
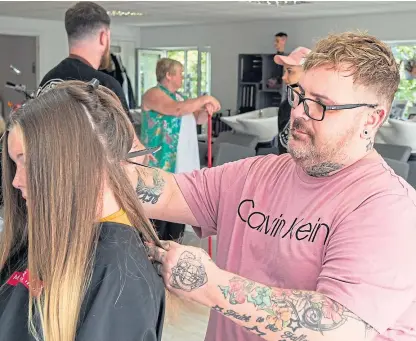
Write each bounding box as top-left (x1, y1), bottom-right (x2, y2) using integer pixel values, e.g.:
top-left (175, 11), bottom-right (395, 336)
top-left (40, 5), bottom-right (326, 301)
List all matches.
top-left (316, 194), bottom-right (416, 334)
top-left (76, 233), bottom-right (165, 341)
top-left (103, 76), bottom-right (132, 122)
top-left (174, 156), bottom-right (261, 238)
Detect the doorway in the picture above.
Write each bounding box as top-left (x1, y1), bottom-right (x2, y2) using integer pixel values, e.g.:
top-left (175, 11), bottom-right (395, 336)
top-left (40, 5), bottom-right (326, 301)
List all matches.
top-left (0, 34), bottom-right (38, 119)
top-left (136, 48), bottom-right (167, 107)
top-left (135, 47), bottom-right (211, 106)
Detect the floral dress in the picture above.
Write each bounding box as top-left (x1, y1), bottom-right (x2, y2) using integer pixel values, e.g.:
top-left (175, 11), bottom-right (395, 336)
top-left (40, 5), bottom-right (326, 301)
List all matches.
top-left (141, 84), bottom-right (182, 172)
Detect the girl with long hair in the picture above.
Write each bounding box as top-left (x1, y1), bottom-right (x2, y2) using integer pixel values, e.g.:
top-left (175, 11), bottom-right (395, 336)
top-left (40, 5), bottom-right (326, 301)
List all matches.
top-left (0, 80), bottom-right (165, 341)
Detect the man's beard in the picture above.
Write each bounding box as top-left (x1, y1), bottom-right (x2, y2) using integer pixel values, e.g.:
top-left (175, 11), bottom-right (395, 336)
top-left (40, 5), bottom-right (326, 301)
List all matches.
top-left (287, 118), bottom-right (355, 177)
top-left (99, 43), bottom-right (111, 70)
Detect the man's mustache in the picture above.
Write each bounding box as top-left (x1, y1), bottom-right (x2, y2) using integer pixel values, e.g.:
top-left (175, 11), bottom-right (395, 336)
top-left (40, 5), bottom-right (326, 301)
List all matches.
top-left (291, 118), bottom-right (312, 135)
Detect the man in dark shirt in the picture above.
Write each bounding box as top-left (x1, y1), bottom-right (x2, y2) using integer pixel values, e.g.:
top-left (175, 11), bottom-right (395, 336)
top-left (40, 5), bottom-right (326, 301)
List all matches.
top-left (274, 32), bottom-right (288, 54)
top-left (37, 2), bottom-right (130, 117)
top-left (273, 32), bottom-right (288, 81)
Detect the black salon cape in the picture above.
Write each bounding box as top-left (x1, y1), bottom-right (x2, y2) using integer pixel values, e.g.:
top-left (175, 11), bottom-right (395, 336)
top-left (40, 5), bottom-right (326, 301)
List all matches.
top-left (0, 222), bottom-right (165, 341)
top-left (37, 57), bottom-right (133, 122)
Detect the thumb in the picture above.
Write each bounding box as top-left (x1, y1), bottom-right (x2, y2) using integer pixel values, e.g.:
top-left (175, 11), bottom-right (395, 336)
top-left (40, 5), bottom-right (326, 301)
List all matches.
top-left (160, 240), bottom-right (176, 251)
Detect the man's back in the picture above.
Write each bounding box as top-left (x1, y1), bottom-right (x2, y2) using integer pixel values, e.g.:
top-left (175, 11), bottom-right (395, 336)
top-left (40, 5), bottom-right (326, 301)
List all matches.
top-left (38, 57), bottom-right (130, 114)
top-left (174, 153), bottom-right (416, 340)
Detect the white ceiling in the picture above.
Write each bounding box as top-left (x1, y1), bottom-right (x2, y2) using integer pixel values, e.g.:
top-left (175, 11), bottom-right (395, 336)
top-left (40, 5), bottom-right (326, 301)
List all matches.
top-left (0, 1), bottom-right (416, 27)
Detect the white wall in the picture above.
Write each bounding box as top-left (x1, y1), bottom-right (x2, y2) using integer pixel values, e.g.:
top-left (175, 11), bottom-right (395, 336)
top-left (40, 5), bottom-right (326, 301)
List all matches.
top-left (140, 11), bottom-right (416, 110)
top-left (0, 16), bottom-right (140, 85)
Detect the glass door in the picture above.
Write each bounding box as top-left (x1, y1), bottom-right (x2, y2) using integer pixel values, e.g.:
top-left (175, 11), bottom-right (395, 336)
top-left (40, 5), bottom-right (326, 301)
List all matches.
top-left (135, 48), bottom-right (166, 106)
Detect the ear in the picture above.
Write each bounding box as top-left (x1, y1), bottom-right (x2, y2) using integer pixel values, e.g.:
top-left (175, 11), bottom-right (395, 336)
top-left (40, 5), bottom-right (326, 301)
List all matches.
top-left (99, 30), bottom-right (107, 47)
top-left (362, 108), bottom-right (386, 138)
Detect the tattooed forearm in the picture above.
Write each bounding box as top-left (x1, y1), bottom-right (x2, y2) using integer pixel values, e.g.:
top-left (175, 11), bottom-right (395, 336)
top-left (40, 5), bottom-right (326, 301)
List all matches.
top-left (279, 331), bottom-right (309, 341)
top-left (136, 168), bottom-right (165, 204)
top-left (169, 251), bottom-right (208, 291)
top-left (216, 276), bottom-right (374, 340)
top-left (213, 305), bottom-right (251, 322)
top-left (245, 326), bottom-right (267, 337)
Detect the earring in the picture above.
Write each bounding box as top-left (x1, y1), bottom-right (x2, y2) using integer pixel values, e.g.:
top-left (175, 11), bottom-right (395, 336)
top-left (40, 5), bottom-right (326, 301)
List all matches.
top-left (363, 129), bottom-right (369, 137)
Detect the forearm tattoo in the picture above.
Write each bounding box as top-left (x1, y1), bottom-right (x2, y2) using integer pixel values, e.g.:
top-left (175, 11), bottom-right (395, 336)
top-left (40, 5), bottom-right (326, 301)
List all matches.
top-left (218, 277), bottom-right (373, 339)
top-left (136, 169), bottom-right (165, 204)
top-left (169, 251), bottom-right (208, 291)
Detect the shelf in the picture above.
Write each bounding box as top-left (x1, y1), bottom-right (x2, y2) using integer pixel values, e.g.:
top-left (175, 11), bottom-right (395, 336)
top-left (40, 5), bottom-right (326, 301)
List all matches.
top-left (237, 53), bottom-right (284, 111)
top-left (260, 89), bottom-right (281, 93)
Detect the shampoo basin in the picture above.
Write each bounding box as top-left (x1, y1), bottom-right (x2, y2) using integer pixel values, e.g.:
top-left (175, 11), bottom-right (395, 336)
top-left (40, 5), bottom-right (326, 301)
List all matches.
top-left (220, 107), bottom-right (278, 143)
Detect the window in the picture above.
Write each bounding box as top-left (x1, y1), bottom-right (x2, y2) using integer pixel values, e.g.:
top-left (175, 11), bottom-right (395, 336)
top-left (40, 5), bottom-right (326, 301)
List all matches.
top-left (390, 42), bottom-right (416, 118)
top-left (135, 47), bottom-right (211, 106)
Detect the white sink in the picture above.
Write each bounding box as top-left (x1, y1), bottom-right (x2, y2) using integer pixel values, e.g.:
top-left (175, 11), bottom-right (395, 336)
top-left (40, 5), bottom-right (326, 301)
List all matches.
top-left (220, 107), bottom-right (278, 143)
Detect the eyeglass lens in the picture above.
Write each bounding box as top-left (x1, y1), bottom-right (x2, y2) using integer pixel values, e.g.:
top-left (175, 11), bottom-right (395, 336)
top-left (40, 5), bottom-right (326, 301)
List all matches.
top-left (287, 87), bottom-right (325, 121)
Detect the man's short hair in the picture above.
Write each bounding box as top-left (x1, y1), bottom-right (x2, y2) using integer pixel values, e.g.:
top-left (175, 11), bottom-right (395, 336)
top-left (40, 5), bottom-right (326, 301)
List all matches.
top-left (303, 31), bottom-right (400, 111)
top-left (65, 2), bottom-right (111, 42)
top-left (275, 32), bottom-right (288, 38)
top-left (156, 58), bottom-right (183, 83)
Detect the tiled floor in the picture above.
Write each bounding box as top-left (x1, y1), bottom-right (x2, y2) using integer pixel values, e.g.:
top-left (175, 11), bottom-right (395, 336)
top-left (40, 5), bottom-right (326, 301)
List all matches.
top-left (162, 302), bottom-right (210, 341)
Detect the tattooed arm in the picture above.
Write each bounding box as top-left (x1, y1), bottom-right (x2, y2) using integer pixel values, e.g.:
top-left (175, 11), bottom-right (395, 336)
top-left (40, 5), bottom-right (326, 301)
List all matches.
top-left (134, 166), bottom-right (198, 226)
top-left (212, 273), bottom-right (376, 341)
top-left (148, 242), bottom-right (377, 341)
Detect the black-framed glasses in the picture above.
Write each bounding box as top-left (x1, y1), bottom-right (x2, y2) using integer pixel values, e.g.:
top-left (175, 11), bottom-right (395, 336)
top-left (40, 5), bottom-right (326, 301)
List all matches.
top-left (287, 85), bottom-right (378, 121)
top-left (126, 146), bottom-right (160, 168)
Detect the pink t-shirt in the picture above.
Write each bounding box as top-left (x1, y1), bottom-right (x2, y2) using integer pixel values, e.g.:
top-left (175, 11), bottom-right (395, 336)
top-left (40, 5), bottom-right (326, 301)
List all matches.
top-left (175, 153), bottom-right (416, 341)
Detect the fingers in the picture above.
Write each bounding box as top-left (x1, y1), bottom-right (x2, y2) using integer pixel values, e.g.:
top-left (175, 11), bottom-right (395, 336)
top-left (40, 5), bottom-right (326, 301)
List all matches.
top-left (205, 97), bottom-right (221, 113)
top-left (154, 262), bottom-right (163, 276)
top-left (160, 240), bottom-right (171, 250)
top-left (160, 240), bottom-right (180, 250)
top-left (147, 244), bottom-right (167, 263)
top-left (204, 104), bottom-right (215, 117)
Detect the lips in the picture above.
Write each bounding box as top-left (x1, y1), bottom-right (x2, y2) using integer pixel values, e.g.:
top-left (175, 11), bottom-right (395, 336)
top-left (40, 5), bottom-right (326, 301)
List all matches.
top-left (291, 128), bottom-right (308, 136)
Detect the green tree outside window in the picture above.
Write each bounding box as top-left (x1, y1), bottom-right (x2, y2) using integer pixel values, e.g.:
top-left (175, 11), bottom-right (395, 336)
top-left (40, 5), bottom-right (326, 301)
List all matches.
top-left (391, 45), bottom-right (416, 108)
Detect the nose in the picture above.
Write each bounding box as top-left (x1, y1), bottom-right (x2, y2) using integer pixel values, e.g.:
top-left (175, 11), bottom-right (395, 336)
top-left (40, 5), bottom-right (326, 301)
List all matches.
top-left (12, 168), bottom-right (23, 190)
top-left (282, 72), bottom-right (288, 84)
top-left (291, 101), bottom-right (310, 121)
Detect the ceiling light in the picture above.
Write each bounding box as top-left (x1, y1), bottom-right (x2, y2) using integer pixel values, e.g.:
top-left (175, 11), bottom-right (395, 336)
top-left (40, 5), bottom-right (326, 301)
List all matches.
top-left (247, 1), bottom-right (309, 6)
top-left (107, 10), bottom-right (144, 17)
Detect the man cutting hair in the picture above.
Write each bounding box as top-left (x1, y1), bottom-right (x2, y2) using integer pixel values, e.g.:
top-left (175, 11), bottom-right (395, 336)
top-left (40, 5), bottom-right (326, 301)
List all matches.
top-left (139, 32), bottom-right (415, 341)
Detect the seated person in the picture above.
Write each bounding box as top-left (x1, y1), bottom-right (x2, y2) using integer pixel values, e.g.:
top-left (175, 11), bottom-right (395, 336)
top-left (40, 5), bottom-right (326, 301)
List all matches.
top-left (0, 80), bottom-right (165, 341)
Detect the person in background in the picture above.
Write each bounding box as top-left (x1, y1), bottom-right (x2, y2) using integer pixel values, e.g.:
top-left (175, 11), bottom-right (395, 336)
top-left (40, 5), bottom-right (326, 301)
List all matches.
top-left (274, 47), bottom-right (311, 154)
top-left (138, 32), bottom-right (416, 341)
top-left (141, 57), bottom-right (220, 242)
top-left (37, 2), bottom-right (132, 121)
top-left (274, 32), bottom-right (288, 55)
top-left (0, 80), bottom-right (165, 341)
top-left (270, 32), bottom-right (288, 100)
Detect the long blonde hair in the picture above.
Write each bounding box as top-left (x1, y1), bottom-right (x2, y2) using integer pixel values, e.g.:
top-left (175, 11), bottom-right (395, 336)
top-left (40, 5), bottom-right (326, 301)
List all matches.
top-left (0, 80), bottom-right (162, 341)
